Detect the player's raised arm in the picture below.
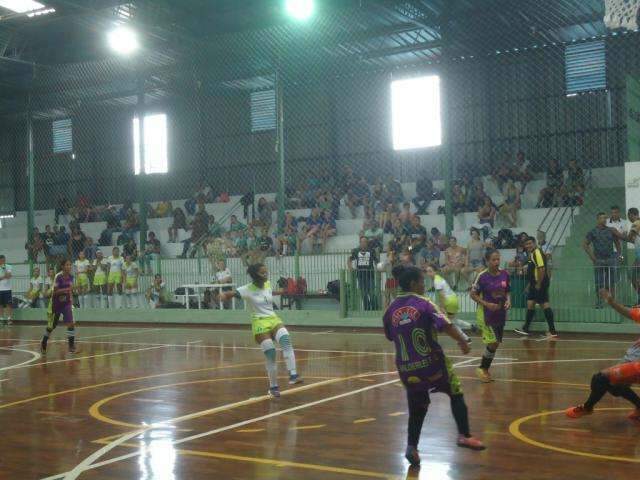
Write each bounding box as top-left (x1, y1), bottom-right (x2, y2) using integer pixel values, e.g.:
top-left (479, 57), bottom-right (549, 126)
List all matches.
top-left (600, 289), bottom-right (640, 322)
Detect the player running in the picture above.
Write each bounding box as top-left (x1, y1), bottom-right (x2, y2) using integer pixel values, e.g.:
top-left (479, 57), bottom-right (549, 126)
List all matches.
top-left (383, 265), bottom-right (485, 467)
top-left (425, 265), bottom-right (474, 343)
top-left (514, 236), bottom-right (558, 338)
top-left (74, 250), bottom-right (91, 308)
top-left (470, 249), bottom-right (511, 383)
top-left (221, 263), bottom-right (302, 397)
top-left (566, 289), bottom-right (640, 420)
top-left (41, 259), bottom-right (78, 354)
top-left (123, 254), bottom-right (140, 308)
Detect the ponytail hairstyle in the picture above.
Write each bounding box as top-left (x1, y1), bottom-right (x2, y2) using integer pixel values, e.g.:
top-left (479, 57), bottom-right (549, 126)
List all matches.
top-left (392, 265), bottom-right (423, 291)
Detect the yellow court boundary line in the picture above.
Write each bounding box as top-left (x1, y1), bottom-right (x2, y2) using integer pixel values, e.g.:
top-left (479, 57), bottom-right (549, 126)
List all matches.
top-left (0, 352), bottom-right (363, 411)
top-left (89, 375), bottom-right (340, 428)
top-left (509, 408), bottom-right (640, 463)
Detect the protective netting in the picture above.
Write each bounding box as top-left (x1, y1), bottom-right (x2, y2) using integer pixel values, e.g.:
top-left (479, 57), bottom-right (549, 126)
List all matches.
top-left (0, 1), bottom-right (639, 324)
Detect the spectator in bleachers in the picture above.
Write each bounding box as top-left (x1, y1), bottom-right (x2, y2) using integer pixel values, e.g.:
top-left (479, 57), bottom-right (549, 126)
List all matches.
top-left (300, 208), bottom-right (323, 252)
top-left (55, 196), bottom-right (70, 225)
top-left (371, 177), bottom-right (387, 208)
top-left (25, 227), bottom-right (45, 262)
top-left (390, 218), bottom-right (408, 247)
top-left (418, 238), bottom-right (441, 269)
top-left (407, 216), bottom-right (427, 258)
top-left (155, 200), bottom-right (173, 218)
top-left (320, 209), bottom-right (337, 252)
top-left (452, 184), bottom-right (466, 215)
top-left (141, 231), bottom-right (161, 275)
top-left (607, 205), bottom-right (628, 236)
top-left (208, 215), bottom-right (225, 238)
top-left (385, 175), bottom-right (404, 205)
top-left (340, 166), bottom-right (357, 196)
top-left (168, 207), bottom-right (188, 243)
top-left (512, 151), bottom-right (532, 192)
top-left (347, 177), bottom-right (371, 219)
top-left (180, 210), bottom-right (208, 259)
top-left (413, 172), bottom-right (433, 215)
top-left (492, 159), bottom-right (511, 191)
top-left (348, 236), bottom-right (379, 311)
top-left (466, 180), bottom-right (487, 213)
top-left (122, 208), bottom-right (140, 240)
top-left (68, 225), bottom-right (87, 261)
top-left (42, 225), bottom-right (55, 260)
top-left (185, 182), bottom-right (214, 215)
top-left (256, 197), bottom-right (276, 230)
top-left (122, 236), bottom-right (138, 260)
top-left (463, 228), bottom-right (486, 284)
top-left (538, 159), bottom-right (564, 207)
top-left (508, 243), bottom-right (528, 275)
top-left (316, 190), bottom-right (333, 212)
top-left (26, 266), bottom-right (43, 308)
top-left (361, 219), bottom-right (384, 253)
top-left (229, 214), bottom-right (247, 233)
top-left (499, 179), bottom-right (520, 228)
top-left (478, 196), bottom-right (497, 229)
top-left (564, 159), bottom-right (585, 206)
top-left (210, 259), bottom-right (233, 309)
top-left (84, 237), bottom-right (97, 261)
top-left (442, 236), bottom-right (467, 290)
top-left (380, 202), bottom-right (398, 233)
top-left (431, 228), bottom-right (448, 251)
top-left (398, 201), bottom-right (414, 226)
top-left (583, 212), bottom-right (621, 308)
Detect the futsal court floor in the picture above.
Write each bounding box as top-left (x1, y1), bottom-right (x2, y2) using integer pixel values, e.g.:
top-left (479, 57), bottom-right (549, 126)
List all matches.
top-left (0, 323), bottom-right (638, 480)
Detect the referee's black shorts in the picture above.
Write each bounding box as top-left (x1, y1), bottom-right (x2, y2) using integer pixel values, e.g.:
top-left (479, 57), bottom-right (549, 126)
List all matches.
top-left (527, 279), bottom-right (550, 304)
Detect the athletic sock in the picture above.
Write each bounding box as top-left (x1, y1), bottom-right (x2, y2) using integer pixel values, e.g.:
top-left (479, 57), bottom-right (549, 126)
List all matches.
top-left (41, 328), bottom-right (52, 349)
top-left (260, 339), bottom-right (279, 388)
top-left (480, 346), bottom-right (496, 370)
top-left (450, 394), bottom-right (471, 437)
top-left (543, 308), bottom-right (557, 334)
top-left (453, 324), bottom-right (470, 343)
top-left (66, 327), bottom-right (75, 350)
top-left (406, 390), bottom-right (429, 447)
top-left (453, 318), bottom-right (471, 330)
top-left (276, 328), bottom-right (297, 376)
top-left (584, 373), bottom-right (609, 410)
top-left (522, 309), bottom-right (535, 332)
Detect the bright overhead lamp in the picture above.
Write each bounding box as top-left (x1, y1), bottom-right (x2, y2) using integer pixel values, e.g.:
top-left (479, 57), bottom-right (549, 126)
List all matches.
top-left (0, 0), bottom-right (44, 13)
top-left (107, 25), bottom-right (139, 55)
top-left (284, 0), bottom-right (314, 21)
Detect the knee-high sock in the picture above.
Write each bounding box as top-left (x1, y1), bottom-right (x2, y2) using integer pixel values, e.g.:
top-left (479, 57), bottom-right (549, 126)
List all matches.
top-left (453, 318), bottom-right (471, 330)
top-left (276, 328), bottom-right (297, 375)
top-left (66, 327), bottom-right (75, 350)
top-left (260, 339), bottom-right (278, 388)
top-left (543, 308), bottom-right (557, 334)
top-left (480, 346), bottom-right (496, 370)
top-left (584, 373), bottom-right (609, 409)
top-left (450, 394), bottom-right (471, 437)
top-left (522, 309), bottom-right (535, 331)
top-left (406, 390), bottom-right (429, 448)
top-left (41, 327), bottom-right (53, 349)
top-left (615, 386), bottom-right (640, 408)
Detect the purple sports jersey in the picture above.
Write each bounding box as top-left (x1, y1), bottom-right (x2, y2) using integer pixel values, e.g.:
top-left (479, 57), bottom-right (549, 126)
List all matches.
top-left (472, 270), bottom-right (510, 326)
top-left (52, 273), bottom-right (74, 312)
top-left (383, 294), bottom-right (452, 392)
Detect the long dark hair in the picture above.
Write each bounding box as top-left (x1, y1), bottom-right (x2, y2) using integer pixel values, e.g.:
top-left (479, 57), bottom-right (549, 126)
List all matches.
top-left (392, 265), bottom-right (423, 291)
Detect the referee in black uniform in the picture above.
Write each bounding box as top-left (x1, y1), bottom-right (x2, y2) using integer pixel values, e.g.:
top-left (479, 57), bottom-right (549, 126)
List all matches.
top-left (514, 236), bottom-right (558, 338)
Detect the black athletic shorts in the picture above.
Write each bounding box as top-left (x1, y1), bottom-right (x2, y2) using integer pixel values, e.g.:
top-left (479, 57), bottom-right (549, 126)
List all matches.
top-left (527, 279), bottom-right (549, 304)
top-left (0, 290), bottom-right (12, 307)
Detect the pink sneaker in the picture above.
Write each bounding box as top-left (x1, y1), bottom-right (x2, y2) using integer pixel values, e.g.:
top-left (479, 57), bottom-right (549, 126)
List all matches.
top-left (457, 435), bottom-right (486, 450)
top-left (628, 408), bottom-right (640, 422)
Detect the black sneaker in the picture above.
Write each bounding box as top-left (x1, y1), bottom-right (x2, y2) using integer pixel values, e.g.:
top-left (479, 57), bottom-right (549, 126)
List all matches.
top-left (405, 446), bottom-right (421, 466)
top-left (268, 386), bottom-right (281, 398)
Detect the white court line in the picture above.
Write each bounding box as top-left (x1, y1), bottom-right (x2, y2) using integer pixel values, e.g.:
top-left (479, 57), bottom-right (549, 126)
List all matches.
top-left (450, 356), bottom-right (481, 367)
top-left (9, 346), bottom-right (166, 371)
top-left (42, 354), bottom-right (616, 480)
top-left (0, 347), bottom-right (42, 372)
top-left (12, 328), bottom-right (163, 348)
top-left (310, 330), bottom-right (335, 335)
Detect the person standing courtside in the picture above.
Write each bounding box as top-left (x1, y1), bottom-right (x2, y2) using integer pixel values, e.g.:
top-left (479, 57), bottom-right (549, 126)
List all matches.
top-left (583, 212), bottom-right (621, 309)
top-left (514, 237), bottom-right (558, 338)
top-left (348, 237), bottom-right (379, 311)
top-left (0, 255), bottom-right (13, 325)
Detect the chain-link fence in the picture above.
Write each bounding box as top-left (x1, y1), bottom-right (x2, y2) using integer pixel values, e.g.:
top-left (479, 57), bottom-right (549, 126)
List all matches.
top-left (1, 1), bottom-right (639, 325)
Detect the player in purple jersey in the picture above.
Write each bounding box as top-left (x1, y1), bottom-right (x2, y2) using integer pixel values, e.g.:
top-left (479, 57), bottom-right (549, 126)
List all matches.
top-left (383, 265), bottom-right (485, 467)
top-left (470, 249), bottom-right (511, 383)
top-left (41, 259), bottom-right (78, 354)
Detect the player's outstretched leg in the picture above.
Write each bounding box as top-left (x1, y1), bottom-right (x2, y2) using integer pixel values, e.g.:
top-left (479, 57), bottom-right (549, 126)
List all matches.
top-left (41, 313), bottom-right (58, 354)
top-left (405, 390), bottom-right (429, 466)
top-left (259, 337), bottom-right (279, 397)
top-left (276, 327), bottom-right (302, 385)
top-left (450, 394), bottom-right (485, 450)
